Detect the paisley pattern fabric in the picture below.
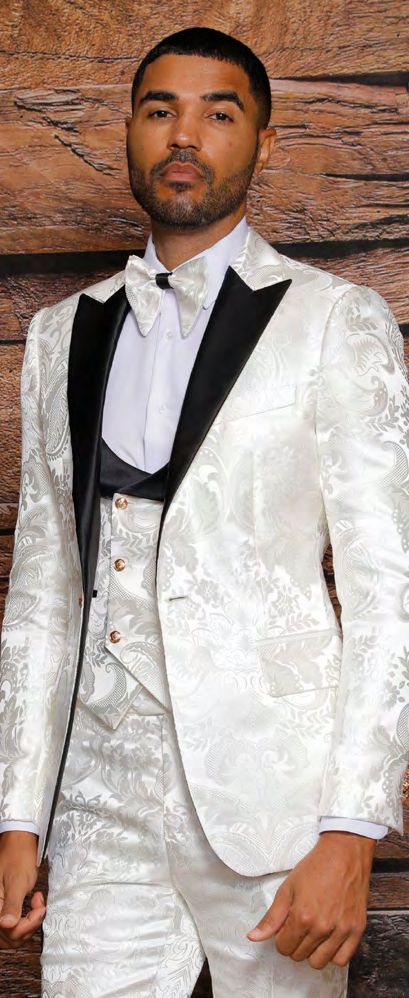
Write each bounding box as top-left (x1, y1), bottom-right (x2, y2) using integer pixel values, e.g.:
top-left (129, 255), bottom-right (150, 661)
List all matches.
top-left (41, 694), bottom-right (348, 998)
top-left (78, 494), bottom-right (171, 728)
top-left (0, 227), bottom-right (408, 873)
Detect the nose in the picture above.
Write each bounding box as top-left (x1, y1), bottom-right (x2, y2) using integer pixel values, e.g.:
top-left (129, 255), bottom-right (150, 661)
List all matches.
top-left (167, 111), bottom-right (201, 151)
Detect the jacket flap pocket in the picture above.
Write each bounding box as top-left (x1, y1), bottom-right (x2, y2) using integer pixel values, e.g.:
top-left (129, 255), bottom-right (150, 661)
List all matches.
top-left (256, 628), bottom-right (342, 697)
top-left (219, 382), bottom-right (296, 422)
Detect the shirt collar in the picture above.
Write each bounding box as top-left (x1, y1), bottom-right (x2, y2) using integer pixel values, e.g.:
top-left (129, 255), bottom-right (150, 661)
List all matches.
top-left (143, 215), bottom-right (250, 309)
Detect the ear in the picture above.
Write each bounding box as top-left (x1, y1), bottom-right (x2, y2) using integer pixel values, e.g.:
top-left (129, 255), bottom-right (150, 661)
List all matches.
top-left (125, 114), bottom-right (132, 130)
top-left (254, 126), bottom-right (276, 175)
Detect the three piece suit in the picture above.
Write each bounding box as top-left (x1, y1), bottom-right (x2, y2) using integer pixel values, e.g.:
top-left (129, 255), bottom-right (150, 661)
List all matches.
top-left (1, 221), bottom-right (408, 996)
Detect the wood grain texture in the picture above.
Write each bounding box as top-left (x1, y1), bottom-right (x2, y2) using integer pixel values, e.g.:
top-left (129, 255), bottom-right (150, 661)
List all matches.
top-left (368, 873), bottom-right (409, 910)
top-left (0, 79), bottom-right (408, 252)
top-left (0, 950), bottom-right (41, 997)
top-left (1, 1), bottom-right (409, 89)
top-left (0, 343), bottom-right (23, 527)
top-left (0, 259), bottom-right (127, 341)
top-left (348, 913), bottom-right (409, 997)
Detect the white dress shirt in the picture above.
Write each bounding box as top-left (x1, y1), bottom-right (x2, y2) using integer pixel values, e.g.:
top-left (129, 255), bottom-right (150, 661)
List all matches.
top-left (102, 217), bottom-right (251, 469)
top-left (2, 216), bottom-right (387, 841)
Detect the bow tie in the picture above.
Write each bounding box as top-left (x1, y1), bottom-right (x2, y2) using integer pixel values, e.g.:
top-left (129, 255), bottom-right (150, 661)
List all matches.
top-left (124, 254), bottom-right (208, 338)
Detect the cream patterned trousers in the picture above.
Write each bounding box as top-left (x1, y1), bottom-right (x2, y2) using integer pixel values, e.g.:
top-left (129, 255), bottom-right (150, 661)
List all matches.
top-left (41, 690), bottom-right (348, 998)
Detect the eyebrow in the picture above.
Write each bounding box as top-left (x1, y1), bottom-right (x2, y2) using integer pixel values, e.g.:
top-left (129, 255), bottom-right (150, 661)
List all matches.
top-left (138, 89), bottom-right (245, 112)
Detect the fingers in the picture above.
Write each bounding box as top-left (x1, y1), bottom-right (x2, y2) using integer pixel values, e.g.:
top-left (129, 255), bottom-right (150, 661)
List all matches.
top-left (0, 872), bottom-right (27, 929)
top-left (289, 926), bottom-right (349, 965)
top-left (271, 908), bottom-right (365, 967)
top-left (305, 919), bottom-right (366, 970)
top-left (248, 883), bottom-right (366, 968)
top-left (0, 903), bottom-right (46, 949)
top-left (254, 905), bottom-right (365, 969)
top-left (31, 890), bottom-right (45, 910)
top-left (0, 881), bottom-right (46, 949)
top-left (329, 933), bottom-right (362, 968)
top-left (271, 908), bottom-right (314, 955)
top-left (247, 881), bottom-right (293, 940)
top-left (0, 901), bottom-right (46, 949)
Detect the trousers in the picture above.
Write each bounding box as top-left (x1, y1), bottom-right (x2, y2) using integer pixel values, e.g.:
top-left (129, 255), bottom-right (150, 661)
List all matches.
top-left (41, 687), bottom-right (349, 998)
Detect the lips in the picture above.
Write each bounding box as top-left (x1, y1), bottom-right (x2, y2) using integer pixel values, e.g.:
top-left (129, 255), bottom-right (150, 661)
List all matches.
top-left (162, 163), bottom-right (203, 180)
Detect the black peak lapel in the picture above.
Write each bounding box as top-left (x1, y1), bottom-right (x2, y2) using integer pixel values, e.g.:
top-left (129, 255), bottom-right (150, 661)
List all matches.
top-left (156, 267), bottom-right (292, 562)
top-left (67, 285), bottom-right (129, 602)
top-left (45, 282), bottom-right (130, 862)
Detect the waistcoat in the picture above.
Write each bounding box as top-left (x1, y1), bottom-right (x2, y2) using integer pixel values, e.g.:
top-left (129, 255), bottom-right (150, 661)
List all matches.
top-left (77, 440), bottom-right (172, 727)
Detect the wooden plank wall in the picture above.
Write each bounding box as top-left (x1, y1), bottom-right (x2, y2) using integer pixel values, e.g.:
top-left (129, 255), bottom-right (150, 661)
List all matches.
top-left (1, 2), bottom-right (408, 994)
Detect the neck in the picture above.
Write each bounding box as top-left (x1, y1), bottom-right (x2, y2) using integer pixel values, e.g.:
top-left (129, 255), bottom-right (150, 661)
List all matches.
top-left (150, 205), bottom-right (247, 270)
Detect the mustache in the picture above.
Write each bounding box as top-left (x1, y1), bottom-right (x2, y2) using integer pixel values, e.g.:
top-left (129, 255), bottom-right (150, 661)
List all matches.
top-left (151, 151), bottom-right (214, 182)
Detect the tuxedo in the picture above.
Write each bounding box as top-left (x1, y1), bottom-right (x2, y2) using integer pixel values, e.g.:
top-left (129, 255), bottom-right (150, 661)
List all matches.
top-left (1, 226), bottom-right (408, 946)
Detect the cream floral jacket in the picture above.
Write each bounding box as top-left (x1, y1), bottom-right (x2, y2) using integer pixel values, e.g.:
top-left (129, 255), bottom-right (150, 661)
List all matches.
top-left (1, 227), bottom-right (408, 873)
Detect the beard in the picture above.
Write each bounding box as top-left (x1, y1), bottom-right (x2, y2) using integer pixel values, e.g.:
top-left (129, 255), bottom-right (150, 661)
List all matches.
top-left (127, 145), bottom-right (258, 230)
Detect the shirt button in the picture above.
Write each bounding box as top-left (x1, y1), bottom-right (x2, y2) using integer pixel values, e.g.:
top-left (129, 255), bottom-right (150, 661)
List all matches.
top-left (109, 630), bottom-right (121, 643)
top-left (115, 496), bottom-right (128, 510)
top-left (165, 330), bottom-right (173, 340)
top-left (114, 558), bottom-right (126, 572)
top-left (159, 404), bottom-right (166, 413)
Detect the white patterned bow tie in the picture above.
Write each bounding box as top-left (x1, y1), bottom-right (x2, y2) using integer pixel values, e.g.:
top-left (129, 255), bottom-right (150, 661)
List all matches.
top-left (124, 254), bottom-right (208, 338)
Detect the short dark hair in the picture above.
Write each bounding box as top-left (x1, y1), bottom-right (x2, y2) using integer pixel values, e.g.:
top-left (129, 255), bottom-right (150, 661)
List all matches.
top-left (131, 27), bottom-right (271, 129)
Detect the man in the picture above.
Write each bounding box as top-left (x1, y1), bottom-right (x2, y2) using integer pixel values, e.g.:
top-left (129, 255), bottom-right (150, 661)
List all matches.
top-left (0, 25), bottom-right (408, 998)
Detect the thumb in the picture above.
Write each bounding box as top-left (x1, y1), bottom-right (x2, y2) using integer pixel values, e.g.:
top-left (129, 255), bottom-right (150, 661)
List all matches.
top-left (0, 874), bottom-right (26, 928)
top-left (31, 890), bottom-right (45, 910)
top-left (247, 879), bottom-right (293, 940)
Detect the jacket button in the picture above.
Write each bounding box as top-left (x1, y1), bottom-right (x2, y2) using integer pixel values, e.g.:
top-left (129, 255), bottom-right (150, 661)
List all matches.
top-left (109, 630), bottom-right (121, 643)
top-left (115, 496), bottom-right (128, 510)
top-left (114, 558), bottom-right (126, 572)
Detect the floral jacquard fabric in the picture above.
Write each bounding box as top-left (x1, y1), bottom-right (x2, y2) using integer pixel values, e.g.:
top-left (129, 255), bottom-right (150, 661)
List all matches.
top-left (78, 494), bottom-right (172, 727)
top-left (0, 227), bottom-right (408, 874)
top-left (41, 697), bottom-right (348, 997)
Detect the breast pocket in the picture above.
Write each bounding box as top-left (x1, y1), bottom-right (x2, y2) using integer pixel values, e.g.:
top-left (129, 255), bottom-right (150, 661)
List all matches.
top-left (217, 382), bottom-right (297, 423)
top-left (256, 627), bottom-right (342, 697)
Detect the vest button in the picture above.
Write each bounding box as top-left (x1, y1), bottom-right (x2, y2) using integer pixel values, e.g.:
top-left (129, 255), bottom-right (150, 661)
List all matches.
top-left (115, 496), bottom-right (128, 510)
top-left (114, 558), bottom-right (126, 572)
top-left (109, 630), bottom-right (121, 643)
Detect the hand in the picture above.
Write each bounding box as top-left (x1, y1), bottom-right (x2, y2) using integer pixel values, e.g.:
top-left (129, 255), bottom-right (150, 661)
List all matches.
top-left (0, 831), bottom-right (46, 948)
top-left (247, 831), bottom-right (376, 968)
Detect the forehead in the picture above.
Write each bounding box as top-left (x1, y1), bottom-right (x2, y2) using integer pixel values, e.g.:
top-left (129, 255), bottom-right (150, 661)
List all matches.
top-left (136, 53), bottom-right (254, 106)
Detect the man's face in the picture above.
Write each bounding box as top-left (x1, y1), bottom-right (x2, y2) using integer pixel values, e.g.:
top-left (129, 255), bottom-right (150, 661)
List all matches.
top-left (126, 53), bottom-right (274, 230)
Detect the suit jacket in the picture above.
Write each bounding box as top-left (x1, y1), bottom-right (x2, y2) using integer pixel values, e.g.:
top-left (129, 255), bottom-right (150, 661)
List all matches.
top-left (1, 226), bottom-right (408, 874)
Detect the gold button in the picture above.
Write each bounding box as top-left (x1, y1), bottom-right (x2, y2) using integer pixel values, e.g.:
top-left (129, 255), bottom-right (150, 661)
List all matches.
top-left (115, 496), bottom-right (128, 510)
top-left (114, 558), bottom-right (126, 572)
top-left (109, 630), bottom-right (121, 643)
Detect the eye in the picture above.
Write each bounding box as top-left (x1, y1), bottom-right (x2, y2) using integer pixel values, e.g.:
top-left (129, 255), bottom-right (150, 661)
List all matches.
top-left (210, 111), bottom-right (233, 122)
top-left (148, 107), bottom-right (234, 121)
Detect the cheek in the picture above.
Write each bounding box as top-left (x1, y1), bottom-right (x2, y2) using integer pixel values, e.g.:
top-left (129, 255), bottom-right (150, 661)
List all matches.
top-left (128, 126), bottom-right (162, 168)
top-left (206, 130), bottom-right (254, 170)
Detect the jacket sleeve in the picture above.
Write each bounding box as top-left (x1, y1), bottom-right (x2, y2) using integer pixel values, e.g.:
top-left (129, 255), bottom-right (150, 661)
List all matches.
top-left (316, 283), bottom-right (409, 833)
top-left (0, 307), bottom-right (70, 823)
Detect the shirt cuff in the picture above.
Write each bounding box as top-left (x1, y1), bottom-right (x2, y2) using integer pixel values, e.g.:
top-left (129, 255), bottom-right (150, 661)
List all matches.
top-left (319, 816), bottom-right (389, 839)
top-left (0, 819), bottom-right (40, 836)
